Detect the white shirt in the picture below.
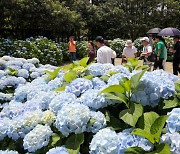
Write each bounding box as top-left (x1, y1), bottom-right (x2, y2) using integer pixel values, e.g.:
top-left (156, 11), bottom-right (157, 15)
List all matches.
top-left (122, 46), bottom-right (137, 58)
top-left (97, 46), bottom-right (116, 64)
top-left (142, 44), bottom-right (152, 53)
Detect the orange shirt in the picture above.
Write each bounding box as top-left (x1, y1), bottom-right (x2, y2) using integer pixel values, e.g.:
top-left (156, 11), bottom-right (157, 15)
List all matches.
top-left (68, 41), bottom-right (76, 52)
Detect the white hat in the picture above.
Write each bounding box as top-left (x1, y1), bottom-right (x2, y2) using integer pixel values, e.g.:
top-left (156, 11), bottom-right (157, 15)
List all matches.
top-left (125, 40), bottom-right (133, 47)
top-left (140, 37), bottom-right (149, 43)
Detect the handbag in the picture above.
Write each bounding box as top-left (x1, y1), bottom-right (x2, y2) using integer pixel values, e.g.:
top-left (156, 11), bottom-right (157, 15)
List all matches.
top-left (148, 51), bottom-right (156, 62)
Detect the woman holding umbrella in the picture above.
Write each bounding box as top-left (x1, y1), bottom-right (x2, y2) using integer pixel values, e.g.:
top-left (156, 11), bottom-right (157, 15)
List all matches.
top-left (158, 27), bottom-right (180, 74)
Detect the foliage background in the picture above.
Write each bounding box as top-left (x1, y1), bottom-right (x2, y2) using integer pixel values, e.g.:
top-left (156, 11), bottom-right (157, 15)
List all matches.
top-left (0, 0), bottom-right (180, 41)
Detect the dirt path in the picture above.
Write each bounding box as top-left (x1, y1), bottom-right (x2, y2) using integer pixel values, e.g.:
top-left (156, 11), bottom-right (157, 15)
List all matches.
top-left (115, 58), bottom-right (180, 77)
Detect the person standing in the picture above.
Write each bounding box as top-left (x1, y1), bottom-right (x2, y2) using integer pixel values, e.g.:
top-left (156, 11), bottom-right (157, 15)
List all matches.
top-left (170, 35), bottom-right (180, 75)
top-left (104, 40), bottom-right (115, 65)
top-left (122, 40), bottom-right (137, 64)
top-left (68, 36), bottom-right (76, 61)
top-left (153, 36), bottom-right (165, 70)
top-left (95, 36), bottom-right (116, 64)
top-left (161, 37), bottom-right (168, 70)
top-left (140, 37), bottom-right (152, 69)
top-left (87, 41), bottom-right (96, 64)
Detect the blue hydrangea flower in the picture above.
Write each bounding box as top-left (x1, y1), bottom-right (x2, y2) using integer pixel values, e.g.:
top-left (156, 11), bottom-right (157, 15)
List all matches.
top-left (1, 56), bottom-right (11, 61)
top-left (22, 63), bottom-right (35, 71)
top-left (6, 59), bottom-right (24, 68)
top-left (42, 64), bottom-right (57, 71)
top-left (0, 59), bottom-right (6, 70)
top-left (55, 103), bottom-right (90, 136)
top-left (110, 65), bottom-right (130, 76)
top-left (88, 63), bottom-right (114, 77)
top-left (47, 77), bottom-right (63, 90)
top-left (13, 83), bottom-right (31, 102)
top-left (46, 146), bottom-right (69, 154)
top-left (41, 110), bottom-right (56, 125)
top-left (7, 109), bottom-right (43, 140)
top-left (32, 91), bottom-right (57, 110)
top-left (0, 70), bottom-right (5, 79)
top-left (166, 108), bottom-right (180, 133)
top-left (132, 70), bottom-right (178, 107)
top-left (0, 101), bottom-right (24, 119)
top-left (143, 70), bottom-right (178, 99)
top-left (87, 111), bottom-right (106, 133)
top-left (30, 72), bottom-right (41, 79)
top-left (161, 132), bottom-right (180, 154)
top-left (23, 124), bottom-right (52, 152)
top-left (117, 128), bottom-right (153, 154)
top-left (17, 69), bottom-right (29, 79)
top-left (91, 77), bottom-right (106, 90)
top-left (0, 76), bottom-right (26, 90)
top-left (27, 58), bottom-right (40, 65)
top-left (65, 78), bottom-right (93, 97)
top-left (0, 150), bottom-right (19, 154)
top-left (0, 92), bottom-right (13, 102)
top-left (90, 128), bottom-right (119, 154)
top-left (79, 89), bottom-right (115, 110)
top-left (0, 117), bottom-right (11, 141)
top-left (108, 73), bottom-right (130, 86)
top-left (14, 78), bottom-right (49, 102)
top-left (49, 92), bottom-right (77, 114)
top-left (131, 79), bottom-right (161, 107)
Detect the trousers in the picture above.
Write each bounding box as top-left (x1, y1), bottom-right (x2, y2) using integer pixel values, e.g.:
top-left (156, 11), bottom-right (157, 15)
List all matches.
top-left (173, 59), bottom-right (180, 75)
top-left (70, 52), bottom-right (76, 61)
top-left (153, 57), bottom-right (164, 70)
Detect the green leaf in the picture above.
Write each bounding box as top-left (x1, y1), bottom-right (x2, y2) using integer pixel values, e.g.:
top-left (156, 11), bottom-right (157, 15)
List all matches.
top-left (44, 67), bottom-right (61, 80)
top-left (163, 98), bottom-right (179, 109)
top-left (100, 85), bottom-right (125, 94)
top-left (175, 80), bottom-right (180, 92)
top-left (64, 71), bottom-right (77, 83)
top-left (65, 133), bottom-right (84, 150)
top-left (127, 58), bottom-right (139, 68)
top-left (177, 93), bottom-right (180, 99)
top-left (136, 65), bottom-right (149, 70)
top-left (125, 147), bottom-right (145, 154)
top-left (73, 61), bottom-right (80, 66)
top-left (51, 133), bottom-right (61, 146)
top-left (150, 115), bottom-right (168, 135)
top-left (148, 143), bottom-right (170, 154)
top-left (100, 75), bottom-right (110, 82)
top-left (79, 57), bottom-right (89, 67)
top-left (67, 148), bottom-right (80, 154)
top-left (150, 115), bottom-right (168, 143)
top-left (119, 78), bottom-right (131, 93)
top-left (104, 93), bottom-right (127, 104)
top-left (133, 113), bottom-right (167, 144)
top-left (105, 70), bottom-right (118, 76)
top-left (105, 110), bottom-right (123, 130)
top-left (108, 116), bottom-right (123, 130)
top-left (105, 110), bottom-right (111, 122)
top-left (130, 69), bottom-right (147, 91)
top-left (119, 103), bottom-right (143, 127)
top-left (8, 67), bottom-right (18, 76)
top-left (132, 128), bottom-right (155, 144)
top-left (55, 85), bottom-right (66, 92)
top-left (138, 112), bottom-right (159, 132)
top-left (61, 64), bottom-right (74, 71)
top-left (84, 74), bottom-right (94, 80)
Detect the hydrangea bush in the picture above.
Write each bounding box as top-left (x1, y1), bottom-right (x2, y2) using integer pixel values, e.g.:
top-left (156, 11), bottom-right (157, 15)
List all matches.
top-left (0, 56), bottom-right (179, 154)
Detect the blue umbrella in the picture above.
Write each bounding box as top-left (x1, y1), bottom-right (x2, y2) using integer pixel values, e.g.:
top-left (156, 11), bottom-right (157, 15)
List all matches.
top-left (158, 27), bottom-right (180, 36)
